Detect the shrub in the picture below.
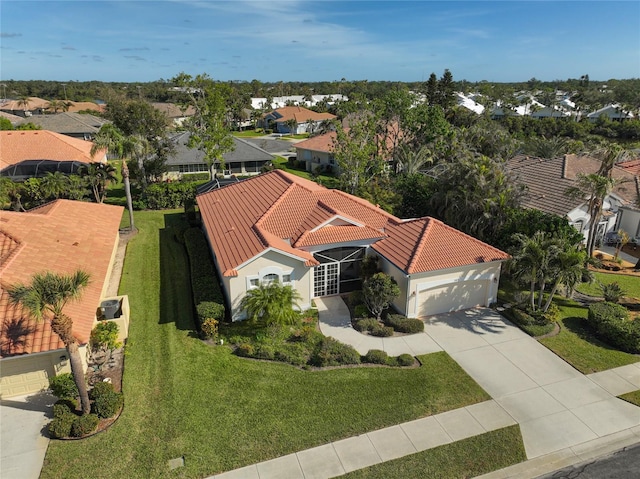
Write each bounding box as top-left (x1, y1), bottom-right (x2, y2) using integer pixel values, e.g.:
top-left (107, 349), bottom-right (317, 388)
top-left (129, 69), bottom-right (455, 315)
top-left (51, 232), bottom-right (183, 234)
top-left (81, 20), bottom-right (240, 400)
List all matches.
top-left (348, 290), bottom-right (363, 307)
top-left (274, 342), bottom-right (310, 366)
top-left (143, 182), bottom-right (197, 209)
top-left (53, 399), bottom-right (78, 418)
top-left (48, 412), bottom-right (76, 439)
top-left (354, 304), bottom-right (369, 319)
top-left (70, 414), bottom-right (99, 437)
top-left (385, 314), bottom-right (424, 333)
top-left (201, 318), bottom-right (219, 340)
top-left (362, 273), bottom-right (400, 321)
top-left (49, 373), bottom-right (78, 399)
top-left (601, 282), bottom-right (626, 303)
top-left (181, 172), bottom-right (210, 182)
top-left (363, 349), bottom-right (388, 364)
top-left (253, 343), bottom-right (276, 360)
top-left (235, 341), bottom-right (255, 357)
top-left (310, 337), bottom-right (361, 367)
top-left (353, 317), bottom-right (378, 333)
top-left (197, 301), bottom-right (225, 332)
top-left (289, 325), bottom-right (322, 345)
top-left (90, 321), bottom-right (121, 351)
top-left (587, 302), bottom-right (639, 353)
top-left (371, 325), bottom-right (394, 337)
top-left (397, 353), bottom-right (415, 367)
top-left (90, 382), bottom-right (123, 419)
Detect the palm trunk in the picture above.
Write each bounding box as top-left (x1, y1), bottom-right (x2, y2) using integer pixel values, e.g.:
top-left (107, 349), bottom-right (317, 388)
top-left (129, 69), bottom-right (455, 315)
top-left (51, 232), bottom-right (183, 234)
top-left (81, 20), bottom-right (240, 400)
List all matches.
top-left (529, 278), bottom-right (536, 311)
top-left (122, 161), bottom-right (135, 231)
top-left (537, 279), bottom-right (546, 310)
top-left (67, 341), bottom-right (91, 415)
top-left (543, 280), bottom-right (561, 312)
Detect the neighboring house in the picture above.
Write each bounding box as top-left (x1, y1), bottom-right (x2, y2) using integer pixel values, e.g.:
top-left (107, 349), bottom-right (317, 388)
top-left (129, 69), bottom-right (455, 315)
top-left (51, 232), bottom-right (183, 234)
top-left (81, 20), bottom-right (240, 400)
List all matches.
top-left (14, 112), bottom-right (109, 140)
top-left (615, 205), bottom-right (640, 242)
top-left (197, 170), bottom-right (508, 321)
top-left (150, 102), bottom-right (196, 127)
top-left (0, 130), bottom-right (107, 180)
top-left (0, 110), bottom-right (24, 127)
top-left (455, 93), bottom-right (485, 114)
top-left (0, 199), bottom-right (126, 398)
top-left (261, 106), bottom-right (336, 134)
top-left (0, 97), bottom-right (49, 117)
top-left (506, 154), bottom-right (639, 245)
top-left (587, 104), bottom-right (635, 122)
top-left (165, 132), bottom-right (274, 178)
top-left (251, 95), bottom-right (347, 110)
top-left (65, 101), bottom-right (105, 114)
top-left (294, 131), bottom-right (337, 173)
top-left (530, 105), bottom-right (571, 119)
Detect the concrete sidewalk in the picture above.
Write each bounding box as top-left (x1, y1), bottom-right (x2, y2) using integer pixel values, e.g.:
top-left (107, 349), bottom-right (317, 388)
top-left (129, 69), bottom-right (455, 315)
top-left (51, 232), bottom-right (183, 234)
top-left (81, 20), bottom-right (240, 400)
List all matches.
top-left (209, 399), bottom-right (517, 479)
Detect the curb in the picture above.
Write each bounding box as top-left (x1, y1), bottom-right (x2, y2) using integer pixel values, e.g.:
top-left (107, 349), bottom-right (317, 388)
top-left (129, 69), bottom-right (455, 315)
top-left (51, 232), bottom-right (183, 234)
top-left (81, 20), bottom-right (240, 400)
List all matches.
top-left (475, 427), bottom-right (640, 478)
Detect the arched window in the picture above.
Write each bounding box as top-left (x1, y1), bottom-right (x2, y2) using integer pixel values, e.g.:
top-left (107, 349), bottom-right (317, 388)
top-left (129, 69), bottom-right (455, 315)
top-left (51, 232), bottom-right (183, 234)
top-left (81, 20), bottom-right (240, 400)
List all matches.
top-left (262, 273), bottom-right (279, 285)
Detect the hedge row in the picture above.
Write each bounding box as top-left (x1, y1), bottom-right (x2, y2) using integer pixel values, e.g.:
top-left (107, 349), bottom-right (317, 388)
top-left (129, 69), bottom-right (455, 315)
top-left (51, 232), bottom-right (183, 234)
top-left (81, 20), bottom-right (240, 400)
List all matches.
top-left (385, 314), bottom-right (425, 334)
top-left (587, 302), bottom-right (640, 353)
top-left (183, 227), bottom-right (225, 327)
top-left (143, 182), bottom-right (197, 209)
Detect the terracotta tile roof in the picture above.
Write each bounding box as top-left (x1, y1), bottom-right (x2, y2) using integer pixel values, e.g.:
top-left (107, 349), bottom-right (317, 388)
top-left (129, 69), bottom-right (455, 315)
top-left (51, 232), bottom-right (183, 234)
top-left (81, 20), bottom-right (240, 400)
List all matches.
top-left (264, 106), bottom-right (336, 124)
top-left (0, 200), bottom-right (123, 357)
top-left (294, 132), bottom-right (337, 153)
top-left (65, 102), bottom-right (105, 114)
top-left (0, 97), bottom-right (49, 111)
top-left (507, 154), bottom-right (639, 216)
top-left (617, 159), bottom-right (640, 176)
top-left (197, 170), bottom-right (507, 278)
top-left (372, 218), bottom-right (509, 274)
top-left (0, 130), bottom-right (106, 170)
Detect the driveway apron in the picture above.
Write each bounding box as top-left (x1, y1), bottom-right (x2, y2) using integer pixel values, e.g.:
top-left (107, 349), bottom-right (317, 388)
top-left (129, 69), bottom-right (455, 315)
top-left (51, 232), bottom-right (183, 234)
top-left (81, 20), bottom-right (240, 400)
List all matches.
top-left (423, 308), bottom-right (640, 458)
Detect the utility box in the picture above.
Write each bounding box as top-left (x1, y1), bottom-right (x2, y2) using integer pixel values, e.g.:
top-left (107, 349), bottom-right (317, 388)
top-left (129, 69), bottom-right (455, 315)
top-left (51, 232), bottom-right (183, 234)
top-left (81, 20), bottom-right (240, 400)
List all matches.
top-left (100, 299), bottom-right (121, 319)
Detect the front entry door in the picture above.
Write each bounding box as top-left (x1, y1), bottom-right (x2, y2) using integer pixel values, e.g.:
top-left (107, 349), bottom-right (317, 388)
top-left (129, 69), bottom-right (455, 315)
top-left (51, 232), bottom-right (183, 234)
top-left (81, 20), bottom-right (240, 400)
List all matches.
top-left (314, 262), bottom-right (339, 297)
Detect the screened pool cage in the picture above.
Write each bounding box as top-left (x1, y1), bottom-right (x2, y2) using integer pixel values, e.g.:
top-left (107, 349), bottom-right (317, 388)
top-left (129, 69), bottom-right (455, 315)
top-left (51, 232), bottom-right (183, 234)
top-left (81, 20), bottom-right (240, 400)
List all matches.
top-left (1, 160), bottom-right (85, 181)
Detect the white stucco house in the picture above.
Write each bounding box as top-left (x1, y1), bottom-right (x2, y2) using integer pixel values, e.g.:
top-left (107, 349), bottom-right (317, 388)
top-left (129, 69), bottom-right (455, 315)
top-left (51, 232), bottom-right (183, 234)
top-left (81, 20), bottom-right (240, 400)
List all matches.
top-left (507, 154), bottom-right (639, 245)
top-left (587, 104), bottom-right (635, 122)
top-left (196, 170), bottom-right (509, 321)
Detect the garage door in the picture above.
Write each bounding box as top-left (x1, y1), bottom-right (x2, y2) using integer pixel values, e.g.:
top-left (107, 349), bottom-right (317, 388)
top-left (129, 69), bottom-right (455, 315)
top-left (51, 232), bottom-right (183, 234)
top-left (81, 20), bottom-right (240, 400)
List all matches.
top-left (0, 355), bottom-right (55, 398)
top-left (417, 280), bottom-right (488, 317)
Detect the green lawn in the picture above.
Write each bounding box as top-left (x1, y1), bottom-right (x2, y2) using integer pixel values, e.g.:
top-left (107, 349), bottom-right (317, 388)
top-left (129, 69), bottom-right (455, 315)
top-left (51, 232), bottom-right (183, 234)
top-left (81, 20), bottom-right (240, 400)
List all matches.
top-left (339, 426), bottom-right (526, 479)
top-left (232, 130), bottom-right (265, 138)
top-left (272, 155), bottom-right (339, 188)
top-left (539, 299), bottom-right (638, 374)
top-left (575, 272), bottom-right (640, 298)
top-left (619, 390), bottom-right (640, 407)
top-left (41, 210), bottom-right (491, 479)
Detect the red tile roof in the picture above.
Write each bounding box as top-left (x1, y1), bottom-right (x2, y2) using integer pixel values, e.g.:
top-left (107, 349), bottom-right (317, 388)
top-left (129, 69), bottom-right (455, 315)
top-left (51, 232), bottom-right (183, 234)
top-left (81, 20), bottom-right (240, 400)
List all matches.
top-left (618, 159), bottom-right (640, 176)
top-left (294, 132), bottom-right (337, 153)
top-left (0, 200), bottom-right (123, 357)
top-left (0, 130), bottom-right (106, 170)
top-left (265, 106), bottom-right (336, 123)
top-left (197, 170), bottom-right (508, 278)
top-left (372, 218), bottom-right (510, 274)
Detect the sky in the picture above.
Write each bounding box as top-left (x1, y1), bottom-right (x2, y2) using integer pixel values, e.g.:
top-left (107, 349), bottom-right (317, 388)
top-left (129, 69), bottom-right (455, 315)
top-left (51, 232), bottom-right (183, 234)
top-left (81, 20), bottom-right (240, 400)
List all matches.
top-left (1, 0), bottom-right (639, 84)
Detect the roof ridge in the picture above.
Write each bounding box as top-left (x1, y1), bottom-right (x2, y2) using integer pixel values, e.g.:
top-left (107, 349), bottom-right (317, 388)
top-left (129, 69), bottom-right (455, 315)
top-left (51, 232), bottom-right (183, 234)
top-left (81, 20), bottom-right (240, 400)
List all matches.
top-left (27, 199), bottom-right (61, 215)
top-left (429, 217), bottom-right (511, 258)
top-left (406, 218), bottom-right (432, 273)
top-left (254, 181), bottom-right (298, 232)
top-left (330, 189), bottom-right (397, 220)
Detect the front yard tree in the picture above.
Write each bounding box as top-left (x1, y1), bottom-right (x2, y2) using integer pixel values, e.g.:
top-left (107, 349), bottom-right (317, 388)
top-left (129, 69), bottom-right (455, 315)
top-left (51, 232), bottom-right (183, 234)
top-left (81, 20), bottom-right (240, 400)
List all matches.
top-left (362, 273), bottom-right (400, 321)
top-left (8, 270), bottom-right (92, 414)
top-left (239, 281), bottom-right (302, 327)
top-left (172, 72), bottom-right (235, 179)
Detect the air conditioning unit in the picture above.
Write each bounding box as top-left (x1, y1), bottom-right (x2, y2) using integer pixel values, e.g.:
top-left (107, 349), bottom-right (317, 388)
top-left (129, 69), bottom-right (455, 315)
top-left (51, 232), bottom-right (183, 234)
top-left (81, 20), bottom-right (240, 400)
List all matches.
top-left (100, 299), bottom-right (121, 319)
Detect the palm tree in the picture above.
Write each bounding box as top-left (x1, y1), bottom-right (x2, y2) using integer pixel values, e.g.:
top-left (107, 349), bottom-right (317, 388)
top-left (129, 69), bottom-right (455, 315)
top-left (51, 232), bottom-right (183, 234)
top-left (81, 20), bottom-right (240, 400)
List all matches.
top-left (122, 134), bottom-right (151, 188)
top-left (394, 144), bottom-right (433, 175)
top-left (46, 99), bottom-right (64, 114)
top-left (7, 270), bottom-right (92, 414)
top-left (239, 281), bottom-right (302, 326)
top-left (614, 229), bottom-right (630, 260)
top-left (566, 173), bottom-right (617, 257)
top-left (285, 118), bottom-right (298, 136)
top-left (91, 124), bottom-right (135, 231)
top-left (40, 171), bottom-right (70, 200)
top-left (542, 246), bottom-right (589, 312)
top-left (17, 95), bottom-right (30, 113)
top-left (79, 162), bottom-right (117, 203)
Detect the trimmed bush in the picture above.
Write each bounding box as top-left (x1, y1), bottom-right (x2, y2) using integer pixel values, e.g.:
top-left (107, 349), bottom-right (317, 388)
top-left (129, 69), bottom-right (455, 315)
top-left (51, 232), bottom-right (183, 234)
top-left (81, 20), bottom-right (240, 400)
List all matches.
top-left (184, 227), bottom-right (226, 326)
top-left (181, 172), bottom-right (209, 182)
top-left (363, 349), bottom-right (388, 365)
top-left (353, 317), bottom-right (378, 333)
top-left (274, 342), bottom-right (310, 366)
top-left (90, 382), bottom-right (123, 419)
top-left (70, 414), bottom-right (99, 437)
top-left (53, 399), bottom-right (78, 418)
top-left (397, 353), bottom-right (415, 367)
top-left (235, 342), bottom-right (255, 357)
top-left (49, 373), bottom-right (78, 399)
top-left (253, 343), bottom-right (276, 360)
top-left (371, 325), bottom-right (394, 337)
top-left (49, 412), bottom-right (76, 439)
top-left (289, 325), bottom-right (323, 345)
top-left (587, 302), bottom-right (639, 353)
top-left (143, 182), bottom-right (197, 209)
top-left (354, 304), bottom-right (369, 319)
top-left (385, 314), bottom-right (424, 333)
top-left (310, 337), bottom-right (361, 367)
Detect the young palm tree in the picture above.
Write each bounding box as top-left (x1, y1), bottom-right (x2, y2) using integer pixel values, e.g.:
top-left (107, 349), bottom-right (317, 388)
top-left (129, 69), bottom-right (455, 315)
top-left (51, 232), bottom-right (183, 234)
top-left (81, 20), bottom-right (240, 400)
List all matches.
top-left (542, 246), bottom-right (589, 312)
top-left (78, 162), bottom-right (117, 203)
top-left (7, 270), bottom-right (92, 414)
top-left (91, 124), bottom-right (135, 230)
top-left (40, 171), bottom-right (70, 200)
top-left (394, 144), bottom-right (433, 175)
top-left (285, 118), bottom-right (298, 136)
top-left (239, 281), bottom-right (301, 327)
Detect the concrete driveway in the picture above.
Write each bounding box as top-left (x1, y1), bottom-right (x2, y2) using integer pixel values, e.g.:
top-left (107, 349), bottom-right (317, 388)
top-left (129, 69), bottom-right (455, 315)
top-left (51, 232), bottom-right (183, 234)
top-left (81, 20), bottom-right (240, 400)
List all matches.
top-left (424, 308), bottom-right (640, 458)
top-left (1, 392), bottom-right (55, 479)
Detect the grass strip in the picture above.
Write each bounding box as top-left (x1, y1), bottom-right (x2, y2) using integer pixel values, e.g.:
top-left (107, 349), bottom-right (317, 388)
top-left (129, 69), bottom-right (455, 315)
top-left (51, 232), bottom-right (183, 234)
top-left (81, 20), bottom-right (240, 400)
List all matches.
top-left (339, 425), bottom-right (526, 479)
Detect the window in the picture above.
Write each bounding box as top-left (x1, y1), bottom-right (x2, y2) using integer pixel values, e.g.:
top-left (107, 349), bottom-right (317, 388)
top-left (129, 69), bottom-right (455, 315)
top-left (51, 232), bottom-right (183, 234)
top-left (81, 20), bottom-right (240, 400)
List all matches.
top-left (249, 278), bottom-right (259, 288)
top-left (262, 273), bottom-right (279, 285)
top-left (282, 274), bottom-right (291, 284)
top-left (178, 163), bottom-right (208, 173)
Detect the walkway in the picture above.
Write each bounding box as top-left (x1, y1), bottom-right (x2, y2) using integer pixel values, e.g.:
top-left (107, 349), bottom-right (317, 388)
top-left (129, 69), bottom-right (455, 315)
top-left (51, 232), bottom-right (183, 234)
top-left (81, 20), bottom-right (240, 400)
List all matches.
top-left (208, 296), bottom-right (640, 478)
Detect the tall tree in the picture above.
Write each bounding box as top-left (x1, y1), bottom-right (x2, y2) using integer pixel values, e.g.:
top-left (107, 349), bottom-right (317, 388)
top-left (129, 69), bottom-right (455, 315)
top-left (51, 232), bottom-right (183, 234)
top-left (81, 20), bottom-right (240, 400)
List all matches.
top-left (172, 73), bottom-right (235, 178)
top-left (91, 124), bottom-right (135, 230)
top-left (425, 73), bottom-right (438, 106)
top-left (8, 271), bottom-right (92, 414)
top-left (438, 69), bottom-right (456, 111)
